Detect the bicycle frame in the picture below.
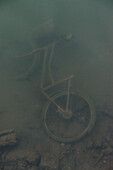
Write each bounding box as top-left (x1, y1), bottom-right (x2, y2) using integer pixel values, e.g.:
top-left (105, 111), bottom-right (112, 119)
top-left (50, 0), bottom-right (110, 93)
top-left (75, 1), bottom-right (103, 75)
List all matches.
top-left (40, 42), bottom-right (74, 114)
top-left (16, 40), bottom-right (74, 114)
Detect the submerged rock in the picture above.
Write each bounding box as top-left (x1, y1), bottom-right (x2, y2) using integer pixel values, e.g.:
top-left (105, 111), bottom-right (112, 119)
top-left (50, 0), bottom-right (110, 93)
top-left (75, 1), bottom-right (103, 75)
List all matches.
top-left (1, 150), bottom-right (41, 170)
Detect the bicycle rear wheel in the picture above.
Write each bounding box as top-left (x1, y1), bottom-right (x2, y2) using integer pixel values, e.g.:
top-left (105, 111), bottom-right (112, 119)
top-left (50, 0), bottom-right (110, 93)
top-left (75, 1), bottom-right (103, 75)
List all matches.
top-left (42, 90), bottom-right (96, 143)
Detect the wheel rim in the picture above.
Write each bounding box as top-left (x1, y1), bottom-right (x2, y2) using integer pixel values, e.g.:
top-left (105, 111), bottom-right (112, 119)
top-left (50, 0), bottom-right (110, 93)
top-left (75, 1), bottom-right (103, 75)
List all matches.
top-left (42, 90), bottom-right (96, 143)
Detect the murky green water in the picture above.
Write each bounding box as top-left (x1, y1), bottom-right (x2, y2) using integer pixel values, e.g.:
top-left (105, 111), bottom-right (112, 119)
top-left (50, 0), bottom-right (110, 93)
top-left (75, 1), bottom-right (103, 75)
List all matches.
top-left (0, 0), bottom-right (113, 151)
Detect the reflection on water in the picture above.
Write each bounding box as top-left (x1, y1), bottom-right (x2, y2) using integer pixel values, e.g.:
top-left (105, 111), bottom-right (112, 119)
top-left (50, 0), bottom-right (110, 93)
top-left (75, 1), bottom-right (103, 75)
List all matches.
top-left (0, 0), bottom-right (113, 168)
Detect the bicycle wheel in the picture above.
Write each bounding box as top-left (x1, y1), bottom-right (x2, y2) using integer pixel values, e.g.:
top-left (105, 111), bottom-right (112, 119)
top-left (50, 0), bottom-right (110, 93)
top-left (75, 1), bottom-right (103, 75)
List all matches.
top-left (42, 90), bottom-right (96, 143)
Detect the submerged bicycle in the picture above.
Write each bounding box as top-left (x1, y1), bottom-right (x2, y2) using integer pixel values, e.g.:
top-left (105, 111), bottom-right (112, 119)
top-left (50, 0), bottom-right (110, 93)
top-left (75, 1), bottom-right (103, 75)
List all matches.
top-left (16, 40), bottom-right (96, 143)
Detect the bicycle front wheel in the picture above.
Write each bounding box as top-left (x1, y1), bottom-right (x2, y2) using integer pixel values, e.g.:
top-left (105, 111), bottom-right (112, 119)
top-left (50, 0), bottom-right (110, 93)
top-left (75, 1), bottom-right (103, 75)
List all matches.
top-left (42, 90), bottom-right (96, 143)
